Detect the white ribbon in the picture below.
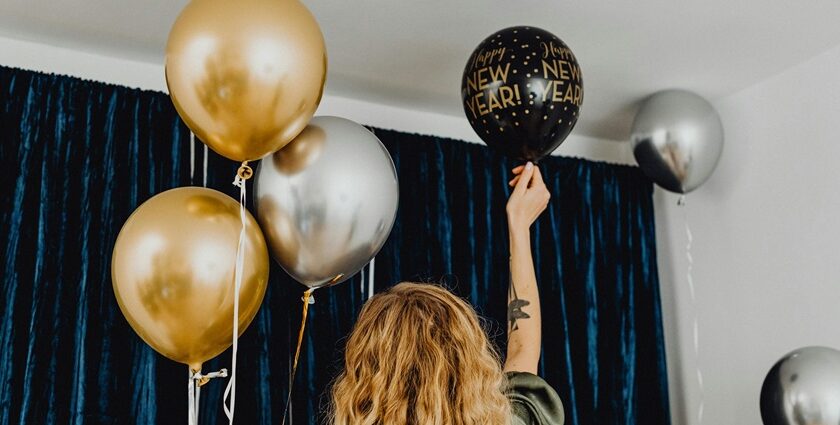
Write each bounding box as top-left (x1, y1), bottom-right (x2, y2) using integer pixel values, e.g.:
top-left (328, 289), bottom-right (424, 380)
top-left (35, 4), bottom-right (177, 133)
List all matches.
top-left (190, 131), bottom-right (195, 184)
top-left (223, 167), bottom-right (249, 424)
top-left (190, 132), bottom-right (208, 187)
top-left (359, 265), bottom-right (366, 299)
top-left (188, 371), bottom-right (196, 425)
top-left (679, 195), bottom-right (704, 424)
top-left (367, 257), bottom-right (376, 300)
top-left (188, 368), bottom-right (228, 425)
top-left (203, 144), bottom-right (209, 188)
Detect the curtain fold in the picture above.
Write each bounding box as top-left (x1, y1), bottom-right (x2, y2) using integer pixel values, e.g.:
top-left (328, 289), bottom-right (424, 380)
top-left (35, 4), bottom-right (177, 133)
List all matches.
top-left (0, 65), bottom-right (669, 424)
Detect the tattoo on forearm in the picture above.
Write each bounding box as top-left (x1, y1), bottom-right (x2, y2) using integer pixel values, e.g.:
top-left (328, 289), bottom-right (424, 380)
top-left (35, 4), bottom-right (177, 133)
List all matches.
top-left (508, 269), bottom-right (531, 332)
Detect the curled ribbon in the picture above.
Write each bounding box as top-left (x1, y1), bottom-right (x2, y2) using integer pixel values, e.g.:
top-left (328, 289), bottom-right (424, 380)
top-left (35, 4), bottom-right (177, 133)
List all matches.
top-left (282, 288), bottom-right (316, 425)
top-left (679, 195), bottom-right (704, 424)
top-left (222, 162), bottom-right (253, 425)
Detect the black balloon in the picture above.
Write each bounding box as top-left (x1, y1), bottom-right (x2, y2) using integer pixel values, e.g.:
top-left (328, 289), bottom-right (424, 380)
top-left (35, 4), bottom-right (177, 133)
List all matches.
top-left (461, 26), bottom-right (583, 162)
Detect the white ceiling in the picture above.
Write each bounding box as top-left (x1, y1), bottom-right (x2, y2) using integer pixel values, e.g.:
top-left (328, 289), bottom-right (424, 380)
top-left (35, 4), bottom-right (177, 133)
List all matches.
top-left (2, 1), bottom-right (840, 140)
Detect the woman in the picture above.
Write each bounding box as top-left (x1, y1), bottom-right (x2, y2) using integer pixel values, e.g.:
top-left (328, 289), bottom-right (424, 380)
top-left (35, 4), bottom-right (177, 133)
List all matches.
top-left (330, 162), bottom-right (564, 425)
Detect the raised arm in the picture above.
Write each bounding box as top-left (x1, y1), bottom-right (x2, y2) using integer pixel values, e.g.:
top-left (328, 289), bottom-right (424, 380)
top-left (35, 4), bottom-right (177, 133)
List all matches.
top-left (503, 162), bottom-right (550, 374)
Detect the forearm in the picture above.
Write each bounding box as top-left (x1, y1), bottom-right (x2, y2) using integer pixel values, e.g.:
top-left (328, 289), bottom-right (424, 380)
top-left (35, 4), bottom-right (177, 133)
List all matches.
top-left (503, 228), bottom-right (542, 374)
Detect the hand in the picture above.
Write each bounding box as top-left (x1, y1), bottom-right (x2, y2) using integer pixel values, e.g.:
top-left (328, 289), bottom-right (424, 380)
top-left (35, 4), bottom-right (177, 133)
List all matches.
top-left (506, 162), bottom-right (550, 233)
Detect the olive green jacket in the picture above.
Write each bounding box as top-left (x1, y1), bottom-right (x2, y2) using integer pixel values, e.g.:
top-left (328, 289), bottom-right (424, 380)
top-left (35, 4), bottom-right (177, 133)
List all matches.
top-left (507, 372), bottom-right (565, 425)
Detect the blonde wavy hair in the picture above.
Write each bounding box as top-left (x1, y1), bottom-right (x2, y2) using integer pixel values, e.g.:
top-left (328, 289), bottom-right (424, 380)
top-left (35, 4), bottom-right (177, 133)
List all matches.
top-left (330, 282), bottom-right (510, 425)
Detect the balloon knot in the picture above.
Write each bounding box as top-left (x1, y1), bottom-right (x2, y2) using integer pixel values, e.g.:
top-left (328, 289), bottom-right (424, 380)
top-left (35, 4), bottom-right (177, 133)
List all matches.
top-left (233, 161), bottom-right (253, 187)
top-left (192, 368), bottom-right (229, 388)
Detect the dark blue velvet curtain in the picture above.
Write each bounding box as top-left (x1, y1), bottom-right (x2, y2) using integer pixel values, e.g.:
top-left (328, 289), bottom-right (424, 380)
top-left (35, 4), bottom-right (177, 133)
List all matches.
top-left (0, 65), bottom-right (669, 424)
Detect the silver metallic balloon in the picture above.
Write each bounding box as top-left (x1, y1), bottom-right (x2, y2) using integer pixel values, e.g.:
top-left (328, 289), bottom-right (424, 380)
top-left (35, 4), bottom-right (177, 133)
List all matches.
top-left (761, 346), bottom-right (840, 425)
top-left (254, 116), bottom-right (399, 289)
top-left (630, 89), bottom-right (724, 193)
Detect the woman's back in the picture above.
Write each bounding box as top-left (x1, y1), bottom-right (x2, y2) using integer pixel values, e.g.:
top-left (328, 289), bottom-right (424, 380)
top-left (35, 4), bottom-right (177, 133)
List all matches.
top-left (331, 162), bottom-right (564, 425)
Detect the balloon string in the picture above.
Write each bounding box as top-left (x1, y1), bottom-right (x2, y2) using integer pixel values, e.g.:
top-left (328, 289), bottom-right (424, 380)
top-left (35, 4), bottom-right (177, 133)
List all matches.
top-left (188, 368), bottom-right (196, 425)
top-left (359, 266), bottom-right (365, 299)
top-left (367, 257), bottom-right (375, 300)
top-left (282, 288), bottom-right (315, 425)
top-left (680, 195), bottom-right (704, 424)
top-left (223, 162), bottom-right (253, 424)
top-left (190, 131), bottom-right (195, 185)
top-left (203, 144), bottom-right (209, 187)
top-left (188, 368), bottom-right (228, 425)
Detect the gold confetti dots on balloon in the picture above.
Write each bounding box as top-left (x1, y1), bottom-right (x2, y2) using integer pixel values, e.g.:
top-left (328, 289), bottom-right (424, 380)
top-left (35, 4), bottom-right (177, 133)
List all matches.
top-left (460, 25), bottom-right (583, 161)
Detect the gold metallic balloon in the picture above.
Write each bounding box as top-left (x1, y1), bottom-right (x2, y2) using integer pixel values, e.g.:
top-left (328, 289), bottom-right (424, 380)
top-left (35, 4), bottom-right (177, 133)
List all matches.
top-left (165, 0), bottom-right (327, 162)
top-left (112, 187), bottom-right (270, 370)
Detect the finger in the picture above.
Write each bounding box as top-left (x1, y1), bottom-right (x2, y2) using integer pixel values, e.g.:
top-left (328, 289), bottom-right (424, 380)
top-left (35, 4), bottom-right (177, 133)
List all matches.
top-left (530, 165), bottom-right (546, 188)
top-left (512, 165), bottom-right (525, 174)
top-left (512, 162), bottom-right (534, 196)
top-left (508, 175), bottom-right (521, 187)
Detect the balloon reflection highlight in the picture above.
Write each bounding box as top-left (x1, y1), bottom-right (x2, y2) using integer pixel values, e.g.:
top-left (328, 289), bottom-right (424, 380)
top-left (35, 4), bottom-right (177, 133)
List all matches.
top-left (761, 346), bottom-right (840, 425)
top-left (630, 89), bottom-right (724, 193)
top-left (112, 187), bottom-right (269, 370)
top-left (166, 0), bottom-right (327, 162)
top-left (255, 116), bottom-right (399, 289)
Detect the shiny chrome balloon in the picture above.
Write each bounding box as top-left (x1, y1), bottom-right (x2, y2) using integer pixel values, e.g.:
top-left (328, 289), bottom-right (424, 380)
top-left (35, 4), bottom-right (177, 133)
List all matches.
top-left (630, 89), bottom-right (723, 193)
top-left (254, 116), bottom-right (399, 289)
top-left (761, 346), bottom-right (840, 425)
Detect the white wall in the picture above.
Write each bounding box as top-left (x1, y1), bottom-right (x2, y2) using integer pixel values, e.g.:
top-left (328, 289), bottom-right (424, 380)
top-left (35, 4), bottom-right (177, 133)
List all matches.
top-left (0, 36), bottom-right (632, 165)
top-left (658, 43), bottom-right (840, 424)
